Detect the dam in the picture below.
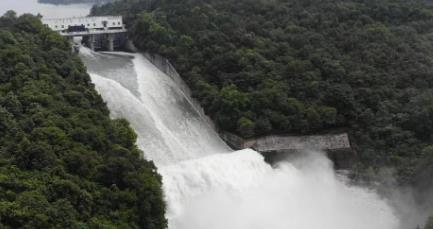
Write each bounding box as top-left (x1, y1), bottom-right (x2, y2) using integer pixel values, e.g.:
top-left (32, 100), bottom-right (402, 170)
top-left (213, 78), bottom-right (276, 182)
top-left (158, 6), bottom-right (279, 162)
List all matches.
top-left (42, 16), bottom-right (128, 51)
top-left (0, 1), bottom-right (415, 228)
top-left (77, 47), bottom-right (399, 229)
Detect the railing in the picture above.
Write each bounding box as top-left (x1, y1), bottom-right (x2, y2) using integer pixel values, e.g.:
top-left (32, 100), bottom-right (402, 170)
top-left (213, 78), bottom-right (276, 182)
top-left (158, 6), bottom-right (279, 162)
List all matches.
top-left (59, 28), bottom-right (127, 37)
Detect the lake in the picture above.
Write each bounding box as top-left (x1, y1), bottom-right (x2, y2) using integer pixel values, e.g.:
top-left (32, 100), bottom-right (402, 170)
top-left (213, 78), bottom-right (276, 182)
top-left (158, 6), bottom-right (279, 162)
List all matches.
top-left (0, 0), bottom-right (93, 18)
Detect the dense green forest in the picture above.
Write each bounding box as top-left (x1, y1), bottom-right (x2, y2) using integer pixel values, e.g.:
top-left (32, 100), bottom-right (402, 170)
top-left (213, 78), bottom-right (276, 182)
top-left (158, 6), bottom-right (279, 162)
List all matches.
top-left (92, 0), bottom-right (433, 212)
top-left (0, 12), bottom-right (166, 228)
top-left (93, 0), bottom-right (433, 170)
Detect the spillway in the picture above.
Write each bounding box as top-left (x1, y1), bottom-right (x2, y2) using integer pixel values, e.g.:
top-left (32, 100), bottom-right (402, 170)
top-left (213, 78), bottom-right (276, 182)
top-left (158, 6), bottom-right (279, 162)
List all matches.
top-left (80, 49), bottom-right (230, 165)
top-left (79, 48), bottom-right (401, 229)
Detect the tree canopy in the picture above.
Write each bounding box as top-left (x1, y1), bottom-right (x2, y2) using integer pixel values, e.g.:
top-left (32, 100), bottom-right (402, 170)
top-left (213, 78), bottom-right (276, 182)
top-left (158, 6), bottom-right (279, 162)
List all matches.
top-left (0, 12), bottom-right (167, 228)
top-left (91, 0), bottom-right (433, 189)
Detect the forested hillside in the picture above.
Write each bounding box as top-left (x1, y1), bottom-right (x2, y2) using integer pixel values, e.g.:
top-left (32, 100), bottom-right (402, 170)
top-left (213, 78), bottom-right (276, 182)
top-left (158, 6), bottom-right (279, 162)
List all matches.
top-left (92, 0), bottom-right (433, 185)
top-left (0, 12), bottom-right (166, 228)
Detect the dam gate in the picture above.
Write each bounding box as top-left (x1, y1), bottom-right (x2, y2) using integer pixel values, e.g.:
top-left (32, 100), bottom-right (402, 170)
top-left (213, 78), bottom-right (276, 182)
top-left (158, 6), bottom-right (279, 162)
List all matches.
top-left (42, 16), bottom-right (128, 51)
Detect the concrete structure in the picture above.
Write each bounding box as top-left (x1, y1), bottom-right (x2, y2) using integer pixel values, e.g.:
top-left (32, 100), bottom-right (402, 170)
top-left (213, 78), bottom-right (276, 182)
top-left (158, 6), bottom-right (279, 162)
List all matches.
top-left (42, 16), bottom-right (128, 51)
top-left (245, 133), bottom-right (351, 152)
top-left (221, 132), bottom-right (356, 169)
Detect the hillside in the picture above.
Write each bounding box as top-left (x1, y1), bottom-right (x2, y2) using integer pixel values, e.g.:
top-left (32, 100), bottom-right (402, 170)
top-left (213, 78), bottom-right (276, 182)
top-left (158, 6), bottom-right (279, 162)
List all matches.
top-left (92, 0), bottom-right (433, 193)
top-left (0, 12), bottom-right (166, 228)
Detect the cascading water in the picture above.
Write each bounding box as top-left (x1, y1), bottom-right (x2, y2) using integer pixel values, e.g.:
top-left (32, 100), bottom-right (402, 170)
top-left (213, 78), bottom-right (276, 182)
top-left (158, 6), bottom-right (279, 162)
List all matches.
top-left (80, 48), bottom-right (401, 229)
top-left (80, 49), bottom-right (230, 165)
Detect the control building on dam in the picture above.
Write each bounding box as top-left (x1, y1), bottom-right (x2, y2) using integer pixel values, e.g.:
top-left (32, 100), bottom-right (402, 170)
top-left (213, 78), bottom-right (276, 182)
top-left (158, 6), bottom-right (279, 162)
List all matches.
top-left (42, 16), bottom-right (128, 51)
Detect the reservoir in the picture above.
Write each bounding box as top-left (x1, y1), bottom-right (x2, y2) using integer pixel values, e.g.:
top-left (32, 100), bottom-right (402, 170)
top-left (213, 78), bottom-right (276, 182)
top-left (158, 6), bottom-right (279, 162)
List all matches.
top-left (0, 0), bottom-right (92, 18)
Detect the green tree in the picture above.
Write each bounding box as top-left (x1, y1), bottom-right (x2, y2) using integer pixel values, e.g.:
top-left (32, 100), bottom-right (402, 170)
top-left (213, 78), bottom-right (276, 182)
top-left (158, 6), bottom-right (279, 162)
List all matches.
top-left (237, 117), bottom-right (255, 138)
top-left (0, 13), bottom-right (166, 228)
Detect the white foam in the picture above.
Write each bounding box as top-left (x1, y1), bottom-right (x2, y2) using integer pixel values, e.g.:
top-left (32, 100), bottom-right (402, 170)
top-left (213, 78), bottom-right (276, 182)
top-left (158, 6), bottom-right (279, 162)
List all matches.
top-left (161, 150), bottom-right (399, 229)
top-left (81, 49), bottom-right (401, 229)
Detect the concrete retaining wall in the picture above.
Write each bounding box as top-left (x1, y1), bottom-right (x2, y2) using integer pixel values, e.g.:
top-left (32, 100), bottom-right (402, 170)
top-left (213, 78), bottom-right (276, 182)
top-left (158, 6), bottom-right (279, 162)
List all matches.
top-left (248, 133), bottom-right (351, 152)
top-left (221, 132), bottom-right (356, 169)
top-left (221, 132), bottom-right (351, 151)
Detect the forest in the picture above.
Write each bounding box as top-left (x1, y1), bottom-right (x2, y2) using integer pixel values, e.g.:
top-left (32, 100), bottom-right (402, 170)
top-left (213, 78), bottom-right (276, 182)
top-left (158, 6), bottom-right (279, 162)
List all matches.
top-left (0, 12), bottom-right (166, 228)
top-left (91, 0), bottom-right (433, 221)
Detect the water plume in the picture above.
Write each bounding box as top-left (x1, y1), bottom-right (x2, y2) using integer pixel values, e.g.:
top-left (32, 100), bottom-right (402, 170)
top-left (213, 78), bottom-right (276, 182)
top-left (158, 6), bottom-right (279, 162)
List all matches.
top-left (161, 150), bottom-right (400, 229)
top-left (80, 48), bottom-right (401, 229)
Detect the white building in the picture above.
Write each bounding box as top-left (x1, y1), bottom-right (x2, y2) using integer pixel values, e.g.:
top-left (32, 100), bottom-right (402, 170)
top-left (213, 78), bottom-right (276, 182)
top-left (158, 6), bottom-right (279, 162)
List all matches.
top-left (42, 16), bottom-right (124, 32)
top-left (41, 16), bottom-right (128, 51)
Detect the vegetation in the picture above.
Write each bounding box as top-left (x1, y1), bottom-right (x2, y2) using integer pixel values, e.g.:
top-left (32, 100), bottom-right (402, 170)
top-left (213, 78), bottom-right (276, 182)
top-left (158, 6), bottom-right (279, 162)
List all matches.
top-left (0, 11), bottom-right (166, 228)
top-left (92, 0), bottom-right (433, 185)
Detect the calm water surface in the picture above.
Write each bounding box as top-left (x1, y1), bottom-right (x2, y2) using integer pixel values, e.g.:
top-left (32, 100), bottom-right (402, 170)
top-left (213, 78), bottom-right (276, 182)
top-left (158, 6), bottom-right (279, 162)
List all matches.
top-left (0, 0), bottom-right (92, 18)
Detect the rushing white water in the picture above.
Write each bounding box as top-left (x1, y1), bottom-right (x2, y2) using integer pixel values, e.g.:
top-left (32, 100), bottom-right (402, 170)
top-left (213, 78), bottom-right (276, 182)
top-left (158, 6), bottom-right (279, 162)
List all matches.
top-left (161, 150), bottom-right (399, 229)
top-left (80, 49), bottom-right (401, 229)
top-left (81, 49), bottom-right (230, 165)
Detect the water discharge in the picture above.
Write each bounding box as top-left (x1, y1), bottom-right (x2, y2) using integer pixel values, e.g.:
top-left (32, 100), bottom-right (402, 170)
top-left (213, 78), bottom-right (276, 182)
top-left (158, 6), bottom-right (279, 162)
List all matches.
top-left (80, 48), bottom-right (401, 229)
top-left (81, 49), bottom-right (230, 164)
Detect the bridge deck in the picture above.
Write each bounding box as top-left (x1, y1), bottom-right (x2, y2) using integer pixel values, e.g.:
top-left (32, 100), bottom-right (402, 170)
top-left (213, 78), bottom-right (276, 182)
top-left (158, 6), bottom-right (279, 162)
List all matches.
top-left (42, 16), bottom-right (127, 38)
top-left (60, 28), bottom-right (127, 37)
